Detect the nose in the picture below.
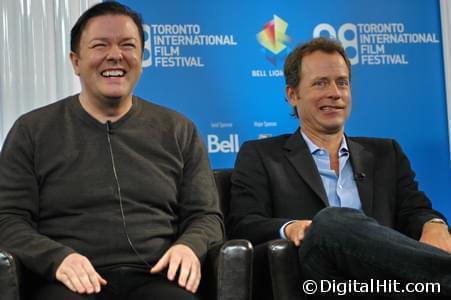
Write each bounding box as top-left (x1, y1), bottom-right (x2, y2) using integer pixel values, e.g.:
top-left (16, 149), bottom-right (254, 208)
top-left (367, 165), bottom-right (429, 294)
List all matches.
top-left (106, 45), bottom-right (123, 61)
top-left (327, 82), bottom-right (341, 100)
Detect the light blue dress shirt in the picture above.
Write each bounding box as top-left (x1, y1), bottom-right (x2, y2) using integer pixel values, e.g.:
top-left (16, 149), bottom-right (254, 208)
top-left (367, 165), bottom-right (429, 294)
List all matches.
top-left (279, 132), bottom-right (362, 239)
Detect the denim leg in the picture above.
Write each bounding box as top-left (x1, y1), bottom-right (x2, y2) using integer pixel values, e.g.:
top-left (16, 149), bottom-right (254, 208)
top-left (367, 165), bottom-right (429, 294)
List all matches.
top-left (298, 207), bottom-right (451, 297)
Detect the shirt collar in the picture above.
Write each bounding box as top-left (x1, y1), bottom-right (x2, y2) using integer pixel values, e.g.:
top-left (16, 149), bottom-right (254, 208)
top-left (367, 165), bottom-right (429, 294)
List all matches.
top-left (300, 130), bottom-right (349, 155)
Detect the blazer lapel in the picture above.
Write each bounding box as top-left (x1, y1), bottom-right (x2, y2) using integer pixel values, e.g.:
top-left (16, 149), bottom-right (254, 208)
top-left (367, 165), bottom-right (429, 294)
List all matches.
top-left (347, 137), bottom-right (374, 216)
top-left (284, 130), bottom-right (329, 206)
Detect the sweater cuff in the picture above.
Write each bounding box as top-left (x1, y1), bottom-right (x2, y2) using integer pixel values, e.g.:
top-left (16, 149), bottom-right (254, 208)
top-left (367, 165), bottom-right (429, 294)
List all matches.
top-left (173, 238), bottom-right (206, 261)
top-left (49, 247), bottom-right (77, 281)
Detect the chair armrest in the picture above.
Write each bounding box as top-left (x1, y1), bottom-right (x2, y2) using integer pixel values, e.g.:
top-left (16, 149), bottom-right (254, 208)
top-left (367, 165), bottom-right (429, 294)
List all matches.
top-left (0, 248), bottom-right (21, 300)
top-left (203, 239), bottom-right (253, 300)
top-left (3, 240), bottom-right (254, 300)
top-left (267, 239), bottom-right (301, 300)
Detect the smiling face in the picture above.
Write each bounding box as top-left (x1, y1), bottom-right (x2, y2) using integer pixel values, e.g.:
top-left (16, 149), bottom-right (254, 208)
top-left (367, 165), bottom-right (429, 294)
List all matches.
top-left (70, 14), bottom-right (142, 106)
top-left (286, 50), bottom-right (351, 136)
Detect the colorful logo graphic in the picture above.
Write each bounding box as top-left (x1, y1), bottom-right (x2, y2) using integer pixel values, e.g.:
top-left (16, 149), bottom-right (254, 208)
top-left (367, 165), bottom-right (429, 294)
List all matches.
top-left (257, 15), bottom-right (291, 66)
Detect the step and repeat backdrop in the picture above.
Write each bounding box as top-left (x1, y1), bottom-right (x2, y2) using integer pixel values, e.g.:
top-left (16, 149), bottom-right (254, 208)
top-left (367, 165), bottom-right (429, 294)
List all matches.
top-left (121, 0), bottom-right (450, 218)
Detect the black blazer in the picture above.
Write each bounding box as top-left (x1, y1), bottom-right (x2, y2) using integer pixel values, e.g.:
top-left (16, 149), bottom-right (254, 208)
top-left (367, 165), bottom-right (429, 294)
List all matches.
top-left (228, 129), bottom-right (445, 245)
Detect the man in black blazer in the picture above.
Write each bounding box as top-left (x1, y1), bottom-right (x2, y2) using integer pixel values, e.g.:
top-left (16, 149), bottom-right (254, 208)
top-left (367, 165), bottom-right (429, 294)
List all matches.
top-left (228, 37), bottom-right (451, 299)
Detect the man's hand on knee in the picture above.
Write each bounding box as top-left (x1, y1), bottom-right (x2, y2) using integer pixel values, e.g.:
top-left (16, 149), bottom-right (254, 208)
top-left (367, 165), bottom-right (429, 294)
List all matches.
top-left (55, 253), bottom-right (107, 294)
top-left (150, 244), bottom-right (201, 293)
top-left (420, 222), bottom-right (451, 253)
top-left (285, 220), bottom-right (312, 246)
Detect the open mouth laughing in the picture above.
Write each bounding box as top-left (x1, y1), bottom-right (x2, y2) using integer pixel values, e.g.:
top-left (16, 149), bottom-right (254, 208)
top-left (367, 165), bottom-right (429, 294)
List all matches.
top-left (101, 69), bottom-right (126, 78)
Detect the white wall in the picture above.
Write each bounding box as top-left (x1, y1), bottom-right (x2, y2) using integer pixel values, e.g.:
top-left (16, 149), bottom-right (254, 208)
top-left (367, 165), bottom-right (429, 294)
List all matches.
top-left (0, 0), bottom-right (99, 147)
top-left (440, 0), bottom-right (451, 159)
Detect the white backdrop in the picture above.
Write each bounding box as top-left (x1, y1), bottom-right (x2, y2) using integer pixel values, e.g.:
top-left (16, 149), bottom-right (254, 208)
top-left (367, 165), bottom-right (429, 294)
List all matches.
top-left (0, 0), bottom-right (99, 148)
top-left (440, 0), bottom-right (451, 160)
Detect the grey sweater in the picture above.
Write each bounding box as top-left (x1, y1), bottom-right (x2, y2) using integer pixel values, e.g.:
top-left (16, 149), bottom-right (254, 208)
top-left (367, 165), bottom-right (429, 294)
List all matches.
top-left (0, 95), bottom-right (224, 280)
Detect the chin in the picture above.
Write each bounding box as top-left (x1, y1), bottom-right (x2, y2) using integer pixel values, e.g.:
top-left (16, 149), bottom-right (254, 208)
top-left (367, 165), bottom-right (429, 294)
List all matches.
top-left (101, 87), bottom-right (131, 99)
top-left (323, 124), bottom-right (344, 134)
top-left (104, 94), bottom-right (123, 100)
top-left (102, 90), bottom-right (129, 99)
top-left (102, 95), bottom-right (127, 105)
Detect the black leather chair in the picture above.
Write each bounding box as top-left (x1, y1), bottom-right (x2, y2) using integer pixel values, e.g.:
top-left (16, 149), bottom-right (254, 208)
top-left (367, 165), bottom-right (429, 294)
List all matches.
top-left (268, 239), bottom-right (301, 300)
top-left (0, 168), bottom-right (253, 300)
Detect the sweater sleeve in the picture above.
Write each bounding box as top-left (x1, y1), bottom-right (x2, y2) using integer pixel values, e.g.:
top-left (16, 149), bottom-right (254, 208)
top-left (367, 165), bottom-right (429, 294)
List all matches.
top-left (173, 122), bottom-right (224, 261)
top-left (0, 119), bottom-right (75, 280)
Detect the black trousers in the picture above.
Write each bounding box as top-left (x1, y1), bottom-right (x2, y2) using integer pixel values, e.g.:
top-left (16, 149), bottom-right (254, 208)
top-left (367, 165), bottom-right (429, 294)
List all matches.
top-left (32, 265), bottom-right (200, 300)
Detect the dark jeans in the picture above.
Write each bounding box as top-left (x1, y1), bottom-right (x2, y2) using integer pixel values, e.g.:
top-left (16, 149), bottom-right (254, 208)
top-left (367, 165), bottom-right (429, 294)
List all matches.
top-left (299, 207), bottom-right (451, 299)
top-left (32, 265), bottom-right (200, 300)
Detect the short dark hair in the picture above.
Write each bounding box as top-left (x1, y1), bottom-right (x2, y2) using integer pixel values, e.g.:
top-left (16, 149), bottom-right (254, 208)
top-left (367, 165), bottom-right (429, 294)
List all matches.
top-left (283, 37), bottom-right (352, 117)
top-left (70, 1), bottom-right (144, 55)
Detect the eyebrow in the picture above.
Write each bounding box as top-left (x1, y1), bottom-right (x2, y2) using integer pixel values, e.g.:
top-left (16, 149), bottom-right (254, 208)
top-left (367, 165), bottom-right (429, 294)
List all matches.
top-left (88, 37), bottom-right (138, 43)
top-left (312, 75), bottom-right (349, 81)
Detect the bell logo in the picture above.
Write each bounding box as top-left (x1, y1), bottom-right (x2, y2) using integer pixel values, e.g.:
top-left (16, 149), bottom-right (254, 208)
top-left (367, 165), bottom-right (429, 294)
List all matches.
top-left (207, 134), bottom-right (240, 153)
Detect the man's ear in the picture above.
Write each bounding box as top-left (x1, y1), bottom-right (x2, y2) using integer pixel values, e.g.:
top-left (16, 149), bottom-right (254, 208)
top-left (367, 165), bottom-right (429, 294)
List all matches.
top-left (69, 51), bottom-right (81, 76)
top-left (285, 85), bottom-right (299, 107)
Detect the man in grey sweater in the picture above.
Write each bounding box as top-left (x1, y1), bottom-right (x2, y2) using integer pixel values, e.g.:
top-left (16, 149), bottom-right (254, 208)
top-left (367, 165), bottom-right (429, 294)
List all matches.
top-left (0, 2), bottom-right (223, 300)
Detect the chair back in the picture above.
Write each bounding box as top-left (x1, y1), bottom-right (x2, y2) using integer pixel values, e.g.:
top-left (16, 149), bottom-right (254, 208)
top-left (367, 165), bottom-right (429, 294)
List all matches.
top-left (213, 169), bottom-right (233, 219)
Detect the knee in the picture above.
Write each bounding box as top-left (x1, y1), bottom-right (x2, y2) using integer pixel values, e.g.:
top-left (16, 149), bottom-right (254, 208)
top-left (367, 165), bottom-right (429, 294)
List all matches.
top-left (310, 207), bottom-right (364, 237)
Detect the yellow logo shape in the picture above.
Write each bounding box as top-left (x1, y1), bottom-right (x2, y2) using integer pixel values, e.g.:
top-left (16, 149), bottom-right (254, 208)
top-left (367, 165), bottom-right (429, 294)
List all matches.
top-left (257, 15), bottom-right (290, 55)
